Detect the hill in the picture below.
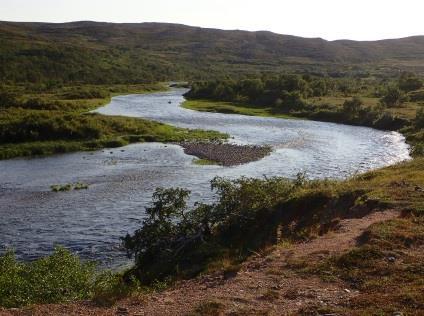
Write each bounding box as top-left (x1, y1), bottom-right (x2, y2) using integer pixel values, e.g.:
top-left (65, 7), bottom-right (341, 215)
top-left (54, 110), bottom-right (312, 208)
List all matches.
top-left (1, 21), bottom-right (424, 84)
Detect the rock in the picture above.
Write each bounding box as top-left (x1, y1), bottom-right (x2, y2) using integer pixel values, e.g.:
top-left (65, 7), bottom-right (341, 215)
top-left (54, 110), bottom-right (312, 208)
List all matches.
top-left (116, 306), bottom-right (129, 315)
top-left (343, 288), bottom-right (351, 293)
top-left (388, 256), bottom-right (396, 263)
top-left (392, 312), bottom-right (403, 316)
top-left (415, 186), bottom-right (423, 192)
top-left (223, 269), bottom-right (238, 280)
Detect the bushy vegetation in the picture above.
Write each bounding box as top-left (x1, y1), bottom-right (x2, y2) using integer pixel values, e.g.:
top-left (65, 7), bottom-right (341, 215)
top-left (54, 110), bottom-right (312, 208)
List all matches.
top-left (2, 22), bottom-right (424, 86)
top-left (0, 248), bottom-right (95, 307)
top-left (0, 84), bottom-right (226, 159)
top-left (0, 247), bottom-right (144, 308)
top-left (123, 176), bottom-right (303, 283)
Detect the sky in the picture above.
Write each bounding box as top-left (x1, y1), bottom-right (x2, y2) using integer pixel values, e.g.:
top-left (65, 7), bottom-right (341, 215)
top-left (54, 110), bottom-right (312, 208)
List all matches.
top-left (1, 0), bottom-right (423, 41)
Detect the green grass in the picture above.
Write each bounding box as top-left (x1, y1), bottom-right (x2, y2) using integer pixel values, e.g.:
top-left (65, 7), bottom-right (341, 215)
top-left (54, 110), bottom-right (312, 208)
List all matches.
top-left (0, 121), bottom-right (227, 160)
top-left (51, 182), bottom-right (89, 192)
top-left (342, 158), bottom-right (424, 215)
top-left (193, 158), bottom-right (221, 165)
top-left (3, 83), bottom-right (167, 113)
top-left (182, 100), bottom-right (295, 119)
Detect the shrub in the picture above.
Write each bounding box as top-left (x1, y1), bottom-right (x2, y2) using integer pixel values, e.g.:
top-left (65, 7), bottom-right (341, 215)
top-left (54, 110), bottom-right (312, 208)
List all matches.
top-left (380, 85), bottom-right (407, 107)
top-left (342, 96), bottom-right (363, 120)
top-left (398, 72), bottom-right (423, 92)
top-left (416, 108), bottom-right (424, 129)
top-left (123, 176), bottom-right (299, 283)
top-left (61, 87), bottom-right (109, 100)
top-left (92, 271), bottom-right (140, 306)
top-left (0, 247), bottom-right (95, 308)
top-left (0, 91), bottom-right (19, 108)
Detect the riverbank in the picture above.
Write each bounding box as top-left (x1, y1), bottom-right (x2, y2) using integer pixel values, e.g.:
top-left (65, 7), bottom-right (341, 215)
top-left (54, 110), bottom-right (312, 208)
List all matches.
top-left (0, 84), bottom-right (228, 159)
top-left (2, 157), bottom-right (422, 314)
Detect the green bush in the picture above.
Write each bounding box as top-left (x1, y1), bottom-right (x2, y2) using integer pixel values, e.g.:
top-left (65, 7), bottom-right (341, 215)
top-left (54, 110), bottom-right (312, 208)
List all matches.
top-left (0, 247), bottom-right (95, 308)
top-left (123, 176), bottom-right (300, 283)
top-left (342, 96), bottom-right (363, 120)
top-left (380, 85), bottom-right (407, 107)
top-left (92, 271), bottom-right (140, 306)
top-left (61, 88), bottom-right (109, 100)
top-left (416, 108), bottom-right (424, 129)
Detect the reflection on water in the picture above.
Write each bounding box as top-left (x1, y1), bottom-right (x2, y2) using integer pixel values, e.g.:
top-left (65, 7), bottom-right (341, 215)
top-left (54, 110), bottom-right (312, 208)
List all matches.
top-left (0, 89), bottom-right (410, 267)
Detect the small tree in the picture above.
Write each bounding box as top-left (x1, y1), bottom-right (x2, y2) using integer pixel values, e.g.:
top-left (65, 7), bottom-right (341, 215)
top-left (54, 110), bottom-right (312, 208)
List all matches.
top-left (122, 187), bottom-right (214, 282)
top-left (0, 90), bottom-right (19, 108)
top-left (380, 85), bottom-right (407, 107)
top-left (275, 91), bottom-right (304, 111)
top-left (415, 107), bottom-right (424, 129)
top-left (123, 176), bottom-right (299, 283)
top-left (342, 96), bottom-right (363, 119)
top-left (398, 72), bottom-right (423, 92)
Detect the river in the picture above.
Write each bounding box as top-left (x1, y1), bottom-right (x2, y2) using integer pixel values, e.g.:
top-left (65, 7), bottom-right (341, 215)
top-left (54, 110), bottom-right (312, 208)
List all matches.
top-left (0, 88), bottom-right (411, 267)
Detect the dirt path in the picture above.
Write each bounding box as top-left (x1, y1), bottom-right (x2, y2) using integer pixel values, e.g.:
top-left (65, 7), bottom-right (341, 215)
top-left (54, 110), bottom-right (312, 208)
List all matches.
top-left (2, 210), bottom-right (399, 316)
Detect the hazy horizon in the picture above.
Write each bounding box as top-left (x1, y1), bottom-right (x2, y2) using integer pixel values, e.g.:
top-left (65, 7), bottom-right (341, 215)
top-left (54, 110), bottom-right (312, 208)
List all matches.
top-left (1, 0), bottom-right (424, 41)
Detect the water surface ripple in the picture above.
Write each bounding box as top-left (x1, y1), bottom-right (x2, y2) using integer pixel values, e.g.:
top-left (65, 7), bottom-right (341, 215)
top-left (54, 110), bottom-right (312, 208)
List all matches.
top-left (0, 89), bottom-right (410, 267)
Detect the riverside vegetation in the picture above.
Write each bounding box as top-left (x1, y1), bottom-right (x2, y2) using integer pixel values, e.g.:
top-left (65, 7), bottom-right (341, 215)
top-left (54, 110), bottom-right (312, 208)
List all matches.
top-left (0, 83), bottom-right (226, 159)
top-left (184, 73), bottom-right (424, 155)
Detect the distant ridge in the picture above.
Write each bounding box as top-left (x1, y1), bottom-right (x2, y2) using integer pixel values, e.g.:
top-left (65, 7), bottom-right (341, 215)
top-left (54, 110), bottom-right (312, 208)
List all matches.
top-left (1, 21), bottom-right (424, 83)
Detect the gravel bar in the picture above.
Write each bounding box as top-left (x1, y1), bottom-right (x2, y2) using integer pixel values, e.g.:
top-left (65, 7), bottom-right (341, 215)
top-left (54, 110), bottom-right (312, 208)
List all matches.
top-left (180, 142), bottom-right (272, 166)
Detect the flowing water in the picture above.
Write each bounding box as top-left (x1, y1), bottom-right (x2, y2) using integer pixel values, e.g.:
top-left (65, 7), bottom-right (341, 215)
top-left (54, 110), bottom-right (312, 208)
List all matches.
top-left (0, 88), bottom-right (411, 267)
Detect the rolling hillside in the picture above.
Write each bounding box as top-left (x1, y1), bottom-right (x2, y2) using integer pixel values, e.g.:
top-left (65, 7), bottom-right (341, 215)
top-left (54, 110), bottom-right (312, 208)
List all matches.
top-left (1, 21), bottom-right (424, 84)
